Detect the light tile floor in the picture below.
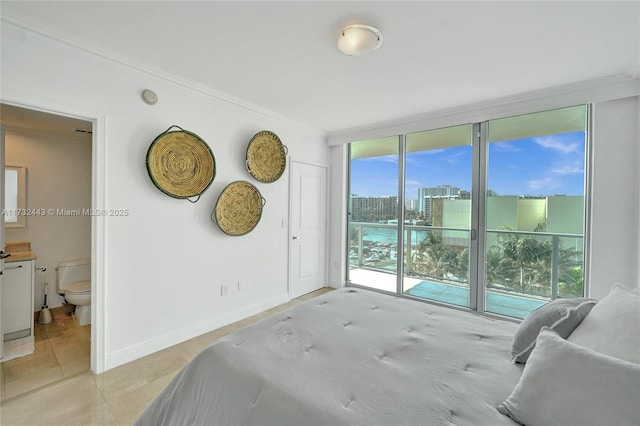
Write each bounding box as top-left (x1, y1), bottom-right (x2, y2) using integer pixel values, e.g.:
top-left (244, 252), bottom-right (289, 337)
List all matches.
top-left (2, 306), bottom-right (90, 401)
top-left (0, 288), bottom-right (333, 425)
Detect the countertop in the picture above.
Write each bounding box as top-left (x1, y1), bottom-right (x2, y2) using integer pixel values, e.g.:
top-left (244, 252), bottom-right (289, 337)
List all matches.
top-left (4, 241), bottom-right (37, 263)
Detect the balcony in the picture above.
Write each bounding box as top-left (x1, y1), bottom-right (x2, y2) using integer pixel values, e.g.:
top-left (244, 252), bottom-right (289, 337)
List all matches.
top-left (348, 222), bottom-right (584, 318)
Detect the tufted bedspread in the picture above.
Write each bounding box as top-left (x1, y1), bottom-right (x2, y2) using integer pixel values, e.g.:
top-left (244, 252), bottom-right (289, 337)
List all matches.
top-left (136, 287), bottom-right (523, 425)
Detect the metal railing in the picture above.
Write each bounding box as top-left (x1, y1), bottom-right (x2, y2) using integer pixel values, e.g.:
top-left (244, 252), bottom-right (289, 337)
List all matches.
top-left (348, 222), bottom-right (584, 299)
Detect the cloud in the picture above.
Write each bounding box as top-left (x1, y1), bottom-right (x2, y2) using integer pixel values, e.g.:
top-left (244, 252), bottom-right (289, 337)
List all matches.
top-left (493, 142), bottom-right (521, 152)
top-left (534, 136), bottom-right (580, 154)
top-left (528, 176), bottom-right (561, 191)
top-left (441, 150), bottom-right (467, 164)
top-left (360, 154), bottom-right (397, 163)
top-left (550, 162), bottom-right (583, 176)
top-left (528, 160), bottom-right (583, 192)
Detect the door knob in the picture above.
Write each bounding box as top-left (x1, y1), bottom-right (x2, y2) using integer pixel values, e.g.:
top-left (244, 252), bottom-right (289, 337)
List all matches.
top-left (292, 235), bottom-right (300, 240)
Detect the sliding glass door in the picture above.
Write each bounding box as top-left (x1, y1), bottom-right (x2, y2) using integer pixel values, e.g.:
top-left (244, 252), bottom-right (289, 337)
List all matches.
top-left (482, 105), bottom-right (588, 317)
top-left (347, 105), bottom-right (589, 319)
top-left (347, 136), bottom-right (400, 292)
top-left (402, 124), bottom-right (474, 308)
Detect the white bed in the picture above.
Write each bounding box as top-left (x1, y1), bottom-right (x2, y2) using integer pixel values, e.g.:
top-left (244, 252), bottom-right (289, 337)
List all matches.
top-left (136, 287), bottom-right (525, 425)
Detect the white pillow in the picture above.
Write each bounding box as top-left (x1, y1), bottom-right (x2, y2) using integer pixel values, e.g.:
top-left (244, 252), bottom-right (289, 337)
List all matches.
top-left (498, 328), bottom-right (640, 426)
top-left (567, 283), bottom-right (640, 364)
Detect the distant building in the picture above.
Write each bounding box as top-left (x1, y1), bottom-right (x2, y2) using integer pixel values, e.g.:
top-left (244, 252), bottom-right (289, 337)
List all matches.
top-left (418, 185), bottom-right (462, 222)
top-left (405, 199), bottom-right (418, 211)
top-left (350, 195), bottom-right (398, 222)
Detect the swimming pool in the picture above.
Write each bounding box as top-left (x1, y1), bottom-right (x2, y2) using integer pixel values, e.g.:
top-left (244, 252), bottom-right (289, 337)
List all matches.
top-left (405, 280), bottom-right (546, 318)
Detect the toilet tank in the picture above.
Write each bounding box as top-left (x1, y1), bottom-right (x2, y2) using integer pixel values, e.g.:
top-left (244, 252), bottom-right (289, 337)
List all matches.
top-left (56, 258), bottom-right (91, 293)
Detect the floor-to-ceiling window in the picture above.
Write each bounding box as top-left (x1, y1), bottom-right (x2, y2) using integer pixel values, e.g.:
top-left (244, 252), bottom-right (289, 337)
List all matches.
top-left (481, 105), bottom-right (588, 317)
top-left (402, 124), bottom-right (474, 308)
top-left (347, 105), bottom-right (589, 319)
top-left (347, 136), bottom-right (400, 292)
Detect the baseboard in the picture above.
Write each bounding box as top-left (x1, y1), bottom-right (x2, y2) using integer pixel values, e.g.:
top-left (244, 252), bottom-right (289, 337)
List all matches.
top-left (104, 292), bottom-right (291, 371)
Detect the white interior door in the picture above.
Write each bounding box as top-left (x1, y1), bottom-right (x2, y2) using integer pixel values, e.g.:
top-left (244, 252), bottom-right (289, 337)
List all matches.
top-left (289, 161), bottom-right (327, 298)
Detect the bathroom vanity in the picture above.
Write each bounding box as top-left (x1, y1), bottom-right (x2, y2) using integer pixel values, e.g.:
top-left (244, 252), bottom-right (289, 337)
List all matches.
top-left (2, 242), bottom-right (36, 342)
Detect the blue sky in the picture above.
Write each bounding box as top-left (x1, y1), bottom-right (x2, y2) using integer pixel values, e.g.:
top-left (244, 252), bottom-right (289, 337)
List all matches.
top-left (350, 131), bottom-right (586, 200)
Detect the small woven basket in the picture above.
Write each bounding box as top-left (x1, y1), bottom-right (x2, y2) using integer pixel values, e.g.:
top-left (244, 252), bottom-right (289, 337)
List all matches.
top-left (146, 125), bottom-right (215, 202)
top-left (246, 130), bottom-right (287, 183)
top-left (212, 181), bottom-right (266, 236)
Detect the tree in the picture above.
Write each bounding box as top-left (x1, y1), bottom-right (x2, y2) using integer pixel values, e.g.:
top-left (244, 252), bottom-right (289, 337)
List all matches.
top-left (499, 233), bottom-right (551, 292)
top-left (411, 233), bottom-right (464, 282)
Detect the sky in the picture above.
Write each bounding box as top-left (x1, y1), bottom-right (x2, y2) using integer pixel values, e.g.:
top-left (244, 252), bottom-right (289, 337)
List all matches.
top-left (350, 131), bottom-right (586, 200)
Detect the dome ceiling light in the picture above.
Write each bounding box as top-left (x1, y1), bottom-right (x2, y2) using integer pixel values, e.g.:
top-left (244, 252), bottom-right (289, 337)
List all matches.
top-left (337, 24), bottom-right (383, 56)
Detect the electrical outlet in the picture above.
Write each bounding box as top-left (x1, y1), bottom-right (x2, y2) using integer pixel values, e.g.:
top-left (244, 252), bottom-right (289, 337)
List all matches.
top-left (221, 285), bottom-right (228, 296)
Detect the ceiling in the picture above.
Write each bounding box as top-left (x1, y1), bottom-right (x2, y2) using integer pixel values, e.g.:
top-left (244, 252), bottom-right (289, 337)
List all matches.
top-left (1, 1), bottom-right (639, 134)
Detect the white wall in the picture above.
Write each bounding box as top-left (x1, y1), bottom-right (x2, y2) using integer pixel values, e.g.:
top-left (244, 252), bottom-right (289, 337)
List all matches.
top-left (590, 96), bottom-right (639, 297)
top-left (328, 97), bottom-right (640, 300)
top-left (5, 129), bottom-right (92, 311)
top-left (1, 25), bottom-right (328, 371)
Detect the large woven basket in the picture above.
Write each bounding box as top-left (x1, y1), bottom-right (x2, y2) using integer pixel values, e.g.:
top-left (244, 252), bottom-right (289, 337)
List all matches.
top-left (212, 181), bottom-right (266, 236)
top-left (146, 125), bottom-right (215, 202)
top-left (246, 130), bottom-right (287, 183)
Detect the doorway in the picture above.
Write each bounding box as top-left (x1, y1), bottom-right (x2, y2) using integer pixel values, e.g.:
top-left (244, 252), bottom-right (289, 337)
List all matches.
top-left (289, 161), bottom-right (328, 299)
top-left (0, 103), bottom-right (96, 399)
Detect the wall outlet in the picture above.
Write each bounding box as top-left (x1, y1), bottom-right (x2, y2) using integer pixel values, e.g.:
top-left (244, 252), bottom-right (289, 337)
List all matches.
top-left (221, 285), bottom-right (228, 296)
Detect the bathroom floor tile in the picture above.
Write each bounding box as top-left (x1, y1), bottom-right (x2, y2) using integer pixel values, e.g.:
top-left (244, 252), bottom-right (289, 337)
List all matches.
top-left (50, 339), bottom-right (91, 365)
top-left (2, 351), bottom-right (60, 383)
top-left (60, 355), bottom-right (91, 377)
top-left (3, 364), bottom-right (64, 400)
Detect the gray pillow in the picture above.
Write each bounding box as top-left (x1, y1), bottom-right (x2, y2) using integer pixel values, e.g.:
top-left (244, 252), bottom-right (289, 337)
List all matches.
top-left (511, 297), bottom-right (596, 363)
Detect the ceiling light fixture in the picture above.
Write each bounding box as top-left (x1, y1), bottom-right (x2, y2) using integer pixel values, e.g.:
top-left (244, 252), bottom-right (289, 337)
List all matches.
top-left (337, 24), bottom-right (383, 56)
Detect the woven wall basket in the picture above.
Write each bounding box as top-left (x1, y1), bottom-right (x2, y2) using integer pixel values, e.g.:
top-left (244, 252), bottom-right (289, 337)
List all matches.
top-left (146, 125), bottom-right (215, 202)
top-left (212, 181), bottom-right (266, 236)
top-left (246, 130), bottom-right (288, 183)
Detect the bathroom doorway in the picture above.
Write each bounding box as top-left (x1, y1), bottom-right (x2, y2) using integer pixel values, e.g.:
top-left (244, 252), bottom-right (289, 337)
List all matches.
top-left (0, 103), bottom-right (95, 399)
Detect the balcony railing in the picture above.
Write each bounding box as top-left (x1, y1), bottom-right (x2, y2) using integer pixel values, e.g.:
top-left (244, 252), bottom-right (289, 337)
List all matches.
top-left (348, 222), bottom-right (584, 301)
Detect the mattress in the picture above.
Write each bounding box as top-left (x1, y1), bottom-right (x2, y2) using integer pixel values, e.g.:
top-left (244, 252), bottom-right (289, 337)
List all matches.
top-left (136, 287), bottom-right (523, 425)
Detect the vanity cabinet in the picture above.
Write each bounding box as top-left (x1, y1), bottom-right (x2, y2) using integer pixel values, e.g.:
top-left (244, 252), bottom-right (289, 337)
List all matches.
top-left (2, 260), bottom-right (34, 341)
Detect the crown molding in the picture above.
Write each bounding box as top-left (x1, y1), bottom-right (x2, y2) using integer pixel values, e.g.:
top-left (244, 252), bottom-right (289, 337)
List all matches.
top-left (328, 73), bottom-right (640, 145)
top-left (0, 10), bottom-right (327, 138)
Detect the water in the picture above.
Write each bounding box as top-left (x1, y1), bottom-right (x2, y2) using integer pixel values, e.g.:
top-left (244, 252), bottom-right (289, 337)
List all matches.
top-left (358, 226), bottom-right (433, 245)
top-left (406, 280), bottom-right (546, 319)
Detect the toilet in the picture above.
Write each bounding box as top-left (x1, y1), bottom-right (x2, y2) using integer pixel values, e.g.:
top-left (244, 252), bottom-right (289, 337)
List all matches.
top-left (56, 259), bottom-right (91, 326)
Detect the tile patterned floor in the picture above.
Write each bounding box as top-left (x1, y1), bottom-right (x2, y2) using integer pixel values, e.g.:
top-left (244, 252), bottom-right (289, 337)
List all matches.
top-left (0, 288), bottom-right (333, 425)
top-left (2, 306), bottom-right (90, 401)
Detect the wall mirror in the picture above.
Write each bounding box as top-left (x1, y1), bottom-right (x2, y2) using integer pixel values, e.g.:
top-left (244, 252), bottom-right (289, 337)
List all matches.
top-left (5, 165), bottom-right (26, 228)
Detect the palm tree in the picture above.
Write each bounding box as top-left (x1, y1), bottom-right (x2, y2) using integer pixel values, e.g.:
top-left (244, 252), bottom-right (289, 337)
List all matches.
top-left (500, 235), bottom-right (551, 292)
top-left (412, 233), bottom-right (462, 281)
top-left (485, 245), bottom-right (517, 290)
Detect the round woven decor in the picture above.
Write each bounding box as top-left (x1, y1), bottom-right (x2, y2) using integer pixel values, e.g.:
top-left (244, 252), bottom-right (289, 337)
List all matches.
top-left (146, 126), bottom-right (215, 202)
top-left (212, 181), bottom-right (265, 236)
top-left (246, 130), bottom-right (287, 183)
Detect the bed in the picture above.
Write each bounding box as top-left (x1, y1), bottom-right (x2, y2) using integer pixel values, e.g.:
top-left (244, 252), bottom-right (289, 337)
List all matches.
top-left (136, 285), bottom-right (640, 426)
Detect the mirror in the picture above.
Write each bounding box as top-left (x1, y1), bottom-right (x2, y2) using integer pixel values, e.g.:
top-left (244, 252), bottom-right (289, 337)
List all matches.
top-left (5, 166), bottom-right (26, 228)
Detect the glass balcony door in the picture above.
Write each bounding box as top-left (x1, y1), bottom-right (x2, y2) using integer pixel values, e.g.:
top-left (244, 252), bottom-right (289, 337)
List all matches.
top-left (481, 105), bottom-right (588, 317)
top-left (402, 124), bottom-right (474, 308)
top-left (347, 136), bottom-right (400, 293)
top-left (346, 105), bottom-right (589, 319)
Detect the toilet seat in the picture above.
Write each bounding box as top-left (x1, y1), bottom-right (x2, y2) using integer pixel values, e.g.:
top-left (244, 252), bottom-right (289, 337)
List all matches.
top-left (65, 280), bottom-right (91, 294)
